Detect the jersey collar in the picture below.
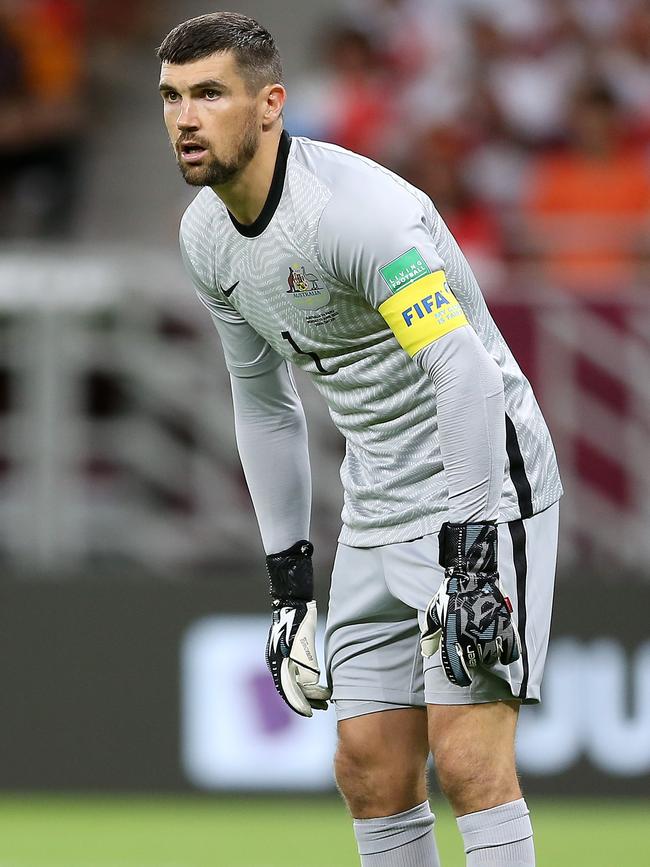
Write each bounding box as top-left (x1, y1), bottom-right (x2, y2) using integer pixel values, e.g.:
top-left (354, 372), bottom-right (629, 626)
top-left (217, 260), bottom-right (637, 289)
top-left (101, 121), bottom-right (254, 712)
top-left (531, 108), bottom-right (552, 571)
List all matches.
top-left (228, 130), bottom-right (291, 238)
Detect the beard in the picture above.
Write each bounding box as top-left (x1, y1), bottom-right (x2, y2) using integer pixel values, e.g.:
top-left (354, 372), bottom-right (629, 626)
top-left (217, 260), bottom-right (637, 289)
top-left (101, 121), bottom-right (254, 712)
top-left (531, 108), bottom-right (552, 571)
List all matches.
top-left (176, 112), bottom-right (260, 187)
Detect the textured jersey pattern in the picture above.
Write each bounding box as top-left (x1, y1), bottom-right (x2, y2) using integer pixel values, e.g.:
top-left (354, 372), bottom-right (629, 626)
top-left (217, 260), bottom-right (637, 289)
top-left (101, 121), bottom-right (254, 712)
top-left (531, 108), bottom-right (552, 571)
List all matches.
top-left (180, 136), bottom-right (562, 546)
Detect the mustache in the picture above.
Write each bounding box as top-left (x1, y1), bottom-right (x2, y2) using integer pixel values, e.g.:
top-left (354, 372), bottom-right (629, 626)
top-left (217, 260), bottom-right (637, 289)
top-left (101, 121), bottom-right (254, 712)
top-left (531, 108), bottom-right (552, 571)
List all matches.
top-left (175, 135), bottom-right (210, 149)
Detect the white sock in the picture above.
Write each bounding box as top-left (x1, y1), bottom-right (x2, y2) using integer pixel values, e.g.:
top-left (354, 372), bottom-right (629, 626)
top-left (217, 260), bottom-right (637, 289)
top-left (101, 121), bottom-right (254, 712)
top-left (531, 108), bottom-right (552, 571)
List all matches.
top-left (457, 798), bottom-right (534, 866)
top-left (354, 801), bottom-right (441, 866)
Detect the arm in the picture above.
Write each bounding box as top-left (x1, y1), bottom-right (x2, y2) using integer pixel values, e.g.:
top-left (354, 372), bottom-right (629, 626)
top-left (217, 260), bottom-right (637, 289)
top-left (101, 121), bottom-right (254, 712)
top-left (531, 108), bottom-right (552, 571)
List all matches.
top-left (318, 178), bottom-right (505, 524)
top-left (180, 228), bottom-right (329, 716)
top-left (318, 174), bottom-right (516, 685)
top-left (215, 326), bottom-right (329, 717)
top-left (180, 229), bottom-right (311, 552)
top-left (414, 326), bottom-right (505, 523)
top-left (227, 348), bottom-right (311, 555)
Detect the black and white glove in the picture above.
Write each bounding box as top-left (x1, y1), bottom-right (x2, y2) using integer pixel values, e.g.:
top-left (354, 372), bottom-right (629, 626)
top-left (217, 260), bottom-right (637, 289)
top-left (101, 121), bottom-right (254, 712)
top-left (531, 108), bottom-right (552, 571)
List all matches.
top-left (421, 522), bottom-right (520, 687)
top-left (265, 540), bottom-right (332, 718)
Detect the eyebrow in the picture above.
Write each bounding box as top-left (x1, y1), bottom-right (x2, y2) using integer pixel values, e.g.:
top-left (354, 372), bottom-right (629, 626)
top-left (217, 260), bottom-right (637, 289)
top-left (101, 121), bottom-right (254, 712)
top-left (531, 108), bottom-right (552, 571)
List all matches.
top-left (159, 78), bottom-right (228, 93)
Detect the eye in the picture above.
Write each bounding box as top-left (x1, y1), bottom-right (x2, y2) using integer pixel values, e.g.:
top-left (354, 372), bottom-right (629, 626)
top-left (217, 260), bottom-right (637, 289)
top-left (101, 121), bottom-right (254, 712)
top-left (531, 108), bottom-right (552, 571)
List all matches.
top-left (204, 89), bottom-right (220, 100)
top-left (162, 90), bottom-right (179, 103)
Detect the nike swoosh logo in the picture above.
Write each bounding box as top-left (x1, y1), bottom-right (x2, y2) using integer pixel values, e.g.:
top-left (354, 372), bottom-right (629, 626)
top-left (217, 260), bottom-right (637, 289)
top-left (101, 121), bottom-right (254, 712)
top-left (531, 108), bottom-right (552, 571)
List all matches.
top-left (223, 281), bottom-right (239, 297)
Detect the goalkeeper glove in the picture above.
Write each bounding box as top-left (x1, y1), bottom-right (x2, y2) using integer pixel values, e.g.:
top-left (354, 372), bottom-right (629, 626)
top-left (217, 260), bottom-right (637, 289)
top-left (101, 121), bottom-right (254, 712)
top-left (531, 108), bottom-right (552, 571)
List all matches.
top-left (421, 522), bottom-right (520, 687)
top-left (265, 540), bottom-right (331, 718)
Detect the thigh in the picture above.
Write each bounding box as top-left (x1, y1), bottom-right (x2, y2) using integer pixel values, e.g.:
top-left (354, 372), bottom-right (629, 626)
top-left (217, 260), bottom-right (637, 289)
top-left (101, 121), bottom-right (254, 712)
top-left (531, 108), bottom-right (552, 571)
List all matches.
top-left (339, 706), bottom-right (430, 767)
top-left (336, 707), bottom-right (430, 817)
top-left (325, 543), bottom-right (425, 708)
top-left (427, 701), bottom-right (521, 814)
top-left (428, 700), bottom-right (519, 758)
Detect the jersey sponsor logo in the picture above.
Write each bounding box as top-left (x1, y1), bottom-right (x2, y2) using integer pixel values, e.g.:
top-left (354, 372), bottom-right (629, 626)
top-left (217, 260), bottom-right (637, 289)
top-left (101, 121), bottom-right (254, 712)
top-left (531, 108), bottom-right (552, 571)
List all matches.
top-left (286, 264), bottom-right (331, 310)
top-left (379, 247), bottom-right (432, 294)
top-left (378, 270), bottom-right (468, 356)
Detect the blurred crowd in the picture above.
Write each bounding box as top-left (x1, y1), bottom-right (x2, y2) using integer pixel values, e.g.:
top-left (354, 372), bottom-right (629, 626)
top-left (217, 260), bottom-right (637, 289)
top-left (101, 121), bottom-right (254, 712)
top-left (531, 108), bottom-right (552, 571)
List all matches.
top-left (0, 0), bottom-right (150, 239)
top-left (2, 0), bottom-right (649, 296)
top-left (290, 0), bottom-right (650, 295)
top-left (0, 0), bottom-right (85, 238)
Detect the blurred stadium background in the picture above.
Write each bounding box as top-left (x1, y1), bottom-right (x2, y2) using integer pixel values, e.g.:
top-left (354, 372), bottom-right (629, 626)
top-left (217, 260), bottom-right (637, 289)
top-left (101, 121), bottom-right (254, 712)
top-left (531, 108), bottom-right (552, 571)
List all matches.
top-left (1, 0), bottom-right (649, 864)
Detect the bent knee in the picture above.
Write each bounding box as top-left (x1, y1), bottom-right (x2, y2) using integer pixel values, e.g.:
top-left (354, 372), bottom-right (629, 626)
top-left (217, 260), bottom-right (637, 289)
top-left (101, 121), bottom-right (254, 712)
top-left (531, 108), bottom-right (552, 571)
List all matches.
top-left (433, 742), bottom-right (520, 814)
top-left (334, 741), bottom-right (427, 819)
top-left (335, 708), bottom-right (429, 818)
top-left (428, 702), bottom-right (521, 813)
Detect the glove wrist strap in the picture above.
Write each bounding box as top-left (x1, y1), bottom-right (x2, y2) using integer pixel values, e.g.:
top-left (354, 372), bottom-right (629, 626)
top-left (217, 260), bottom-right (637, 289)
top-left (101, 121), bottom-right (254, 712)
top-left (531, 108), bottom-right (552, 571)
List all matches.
top-left (439, 521), bottom-right (498, 574)
top-left (266, 540), bottom-right (314, 604)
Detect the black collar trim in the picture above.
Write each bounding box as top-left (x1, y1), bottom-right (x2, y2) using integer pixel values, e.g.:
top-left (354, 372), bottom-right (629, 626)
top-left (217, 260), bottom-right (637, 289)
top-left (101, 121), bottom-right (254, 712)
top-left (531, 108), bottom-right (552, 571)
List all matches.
top-left (228, 130), bottom-right (291, 238)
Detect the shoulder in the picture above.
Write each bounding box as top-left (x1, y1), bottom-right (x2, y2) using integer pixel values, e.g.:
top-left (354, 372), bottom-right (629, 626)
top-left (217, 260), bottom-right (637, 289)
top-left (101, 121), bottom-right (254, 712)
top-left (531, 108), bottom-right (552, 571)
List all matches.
top-left (293, 136), bottom-right (431, 216)
top-left (179, 188), bottom-right (227, 289)
top-left (180, 187), bottom-right (225, 247)
top-left (295, 138), bottom-right (433, 250)
top-left (293, 138), bottom-right (436, 270)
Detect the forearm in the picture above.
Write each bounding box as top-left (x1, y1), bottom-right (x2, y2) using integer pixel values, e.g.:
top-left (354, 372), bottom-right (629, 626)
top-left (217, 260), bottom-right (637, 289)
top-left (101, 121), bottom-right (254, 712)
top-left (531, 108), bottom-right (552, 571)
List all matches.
top-left (415, 327), bottom-right (505, 523)
top-left (230, 361), bottom-right (311, 554)
top-left (231, 362), bottom-right (328, 719)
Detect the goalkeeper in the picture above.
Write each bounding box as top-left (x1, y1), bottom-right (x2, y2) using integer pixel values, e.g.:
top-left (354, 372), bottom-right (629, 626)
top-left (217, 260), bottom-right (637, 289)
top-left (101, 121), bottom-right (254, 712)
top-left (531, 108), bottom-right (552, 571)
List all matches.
top-left (159, 11), bottom-right (562, 867)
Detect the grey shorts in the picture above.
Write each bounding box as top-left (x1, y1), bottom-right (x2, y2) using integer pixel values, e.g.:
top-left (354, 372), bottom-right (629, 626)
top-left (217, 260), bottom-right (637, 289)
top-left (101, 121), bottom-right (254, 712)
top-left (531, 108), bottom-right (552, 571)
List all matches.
top-left (324, 503), bottom-right (559, 721)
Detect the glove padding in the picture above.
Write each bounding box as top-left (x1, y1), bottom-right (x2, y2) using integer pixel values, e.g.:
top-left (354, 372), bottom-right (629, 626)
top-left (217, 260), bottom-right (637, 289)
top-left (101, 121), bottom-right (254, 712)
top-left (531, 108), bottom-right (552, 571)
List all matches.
top-left (421, 522), bottom-right (520, 687)
top-left (266, 599), bottom-right (331, 717)
top-left (265, 540), bottom-right (331, 718)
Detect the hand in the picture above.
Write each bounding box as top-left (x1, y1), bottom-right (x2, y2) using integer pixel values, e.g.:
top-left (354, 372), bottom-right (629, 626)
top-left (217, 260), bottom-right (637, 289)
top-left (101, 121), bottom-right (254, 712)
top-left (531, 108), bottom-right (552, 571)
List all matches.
top-left (266, 599), bottom-right (331, 717)
top-left (420, 522), bottom-right (520, 687)
top-left (265, 540), bottom-right (332, 717)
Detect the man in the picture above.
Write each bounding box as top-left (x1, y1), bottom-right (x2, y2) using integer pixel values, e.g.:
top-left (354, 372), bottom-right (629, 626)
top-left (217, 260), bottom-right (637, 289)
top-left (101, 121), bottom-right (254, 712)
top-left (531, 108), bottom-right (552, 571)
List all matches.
top-left (158, 12), bottom-right (562, 867)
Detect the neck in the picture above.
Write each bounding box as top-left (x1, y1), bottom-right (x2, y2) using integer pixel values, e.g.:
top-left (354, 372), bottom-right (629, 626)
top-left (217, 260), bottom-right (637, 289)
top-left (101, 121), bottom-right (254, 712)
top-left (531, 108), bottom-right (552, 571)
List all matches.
top-left (211, 125), bottom-right (283, 225)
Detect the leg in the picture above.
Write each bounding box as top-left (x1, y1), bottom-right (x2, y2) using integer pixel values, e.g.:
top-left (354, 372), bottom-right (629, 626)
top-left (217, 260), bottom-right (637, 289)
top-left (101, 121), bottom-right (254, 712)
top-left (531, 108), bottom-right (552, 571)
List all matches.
top-left (419, 507), bottom-right (560, 864)
top-left (336, 706), bottom-right (441, 866)
top-left (428, 701), bottom-right (534, 865)
top-left (428, 701), bottom-right (520, 816)
top-left (336, 707), bottom-right (429, 818)
top-left (325, 543), bottom-right (440, 864)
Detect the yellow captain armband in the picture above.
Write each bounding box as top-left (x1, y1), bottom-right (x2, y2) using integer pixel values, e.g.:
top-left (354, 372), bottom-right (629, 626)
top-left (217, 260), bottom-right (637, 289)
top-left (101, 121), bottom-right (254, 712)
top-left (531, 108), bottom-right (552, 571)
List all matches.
top-left (378, 270), bottom-right (468, 357)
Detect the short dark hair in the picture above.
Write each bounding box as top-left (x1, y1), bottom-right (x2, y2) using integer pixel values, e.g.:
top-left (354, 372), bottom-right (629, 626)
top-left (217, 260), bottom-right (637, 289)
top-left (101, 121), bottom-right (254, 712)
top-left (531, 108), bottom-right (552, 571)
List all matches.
top-left (157, 11), bottom-right (283, 93)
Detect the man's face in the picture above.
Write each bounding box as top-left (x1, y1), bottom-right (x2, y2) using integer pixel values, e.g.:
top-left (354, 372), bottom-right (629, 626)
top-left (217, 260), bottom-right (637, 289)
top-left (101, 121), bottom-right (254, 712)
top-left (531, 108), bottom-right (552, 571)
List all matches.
top-left (160, 51), bottom-right (262, 187)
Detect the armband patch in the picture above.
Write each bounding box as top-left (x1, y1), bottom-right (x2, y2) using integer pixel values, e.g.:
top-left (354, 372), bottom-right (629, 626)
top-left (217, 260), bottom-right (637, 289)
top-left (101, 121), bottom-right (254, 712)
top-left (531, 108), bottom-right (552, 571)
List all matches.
top-left (378, 247), bottom-right (431, 293)
top-left (378, 271), bottom-right (468, 356)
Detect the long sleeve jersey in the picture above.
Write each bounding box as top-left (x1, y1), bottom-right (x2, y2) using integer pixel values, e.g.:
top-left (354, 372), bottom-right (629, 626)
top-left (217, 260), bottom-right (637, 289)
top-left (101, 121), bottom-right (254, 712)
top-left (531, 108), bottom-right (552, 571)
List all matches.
top-left (180, 131), bottom-right (562, 548)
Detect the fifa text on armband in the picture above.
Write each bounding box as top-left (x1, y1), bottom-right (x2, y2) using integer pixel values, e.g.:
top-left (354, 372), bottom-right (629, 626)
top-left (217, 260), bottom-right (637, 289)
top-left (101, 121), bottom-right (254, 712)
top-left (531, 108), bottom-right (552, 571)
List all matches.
top-left (401, 291), bottom-right (450, 327)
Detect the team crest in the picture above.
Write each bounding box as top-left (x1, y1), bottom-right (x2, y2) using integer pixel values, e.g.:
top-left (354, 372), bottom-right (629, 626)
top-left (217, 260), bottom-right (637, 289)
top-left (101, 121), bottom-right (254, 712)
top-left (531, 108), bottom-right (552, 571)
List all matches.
top-left (286, 264), bottom-right (331, 310)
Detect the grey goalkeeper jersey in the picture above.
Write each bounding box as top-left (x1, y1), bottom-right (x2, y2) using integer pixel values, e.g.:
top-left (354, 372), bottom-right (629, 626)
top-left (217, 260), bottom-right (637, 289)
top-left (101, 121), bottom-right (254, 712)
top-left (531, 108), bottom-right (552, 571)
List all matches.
top-left (180, 131), bottom-right (562, 546)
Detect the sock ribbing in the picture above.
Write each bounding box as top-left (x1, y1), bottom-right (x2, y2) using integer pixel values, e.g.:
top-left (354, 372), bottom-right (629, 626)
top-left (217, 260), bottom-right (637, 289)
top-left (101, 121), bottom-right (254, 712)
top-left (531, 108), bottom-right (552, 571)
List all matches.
top-left (354, 801), bottom-right (441, 866)
top-left (457, 798), bottom-right (534, 866)
top-left (458, 798), bottom-right (532, 851)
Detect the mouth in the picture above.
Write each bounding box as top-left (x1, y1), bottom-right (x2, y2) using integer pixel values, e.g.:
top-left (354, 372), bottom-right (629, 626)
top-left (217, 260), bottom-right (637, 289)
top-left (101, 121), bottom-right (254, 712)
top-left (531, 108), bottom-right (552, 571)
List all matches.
top-left (178, 142), bottom-right (209, 164)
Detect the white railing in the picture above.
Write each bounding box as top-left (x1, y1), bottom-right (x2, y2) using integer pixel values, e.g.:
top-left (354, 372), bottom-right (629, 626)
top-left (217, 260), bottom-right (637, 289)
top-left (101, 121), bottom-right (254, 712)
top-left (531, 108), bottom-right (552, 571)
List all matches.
top-left (0, 246), bottom-right (647, 573)
top-left (0, 246), bottom-right (341, 572)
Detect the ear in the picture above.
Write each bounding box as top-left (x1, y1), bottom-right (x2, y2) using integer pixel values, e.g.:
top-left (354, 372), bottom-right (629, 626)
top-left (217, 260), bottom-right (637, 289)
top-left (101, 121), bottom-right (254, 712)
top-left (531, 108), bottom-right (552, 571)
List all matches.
top-left (262, 83), bottom-right (286, 129)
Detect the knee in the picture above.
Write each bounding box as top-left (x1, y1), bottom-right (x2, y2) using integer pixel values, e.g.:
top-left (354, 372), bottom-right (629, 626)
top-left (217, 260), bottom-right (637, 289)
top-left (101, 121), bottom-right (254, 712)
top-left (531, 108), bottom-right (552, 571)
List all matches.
top-left (333, 741), bottom-right (371, 804)
top-left (433, 741), bottom-right (520, 815)
top-left (334, 740), bottom-right (425, 819)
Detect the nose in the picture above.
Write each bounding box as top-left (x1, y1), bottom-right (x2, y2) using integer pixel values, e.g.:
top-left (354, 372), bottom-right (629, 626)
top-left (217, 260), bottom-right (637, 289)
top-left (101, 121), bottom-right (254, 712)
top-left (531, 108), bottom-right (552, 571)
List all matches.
top-left (176, 99), bottom-right (200, 131)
